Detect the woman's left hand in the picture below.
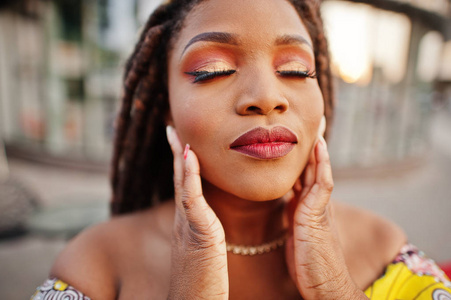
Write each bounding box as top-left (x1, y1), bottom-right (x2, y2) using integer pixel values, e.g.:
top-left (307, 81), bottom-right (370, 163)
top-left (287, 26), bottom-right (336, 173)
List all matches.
top-left (285, 136), bottom-right (368, 299)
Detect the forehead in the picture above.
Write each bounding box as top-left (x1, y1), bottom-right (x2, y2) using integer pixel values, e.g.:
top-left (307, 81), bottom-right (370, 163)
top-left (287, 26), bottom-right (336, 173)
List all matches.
top-left (171, 0), bottom-right (312, 54)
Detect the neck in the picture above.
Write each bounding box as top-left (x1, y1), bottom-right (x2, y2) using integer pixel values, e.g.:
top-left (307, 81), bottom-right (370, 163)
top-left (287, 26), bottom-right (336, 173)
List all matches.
top-left (202, 179), bottom-right (287, 246)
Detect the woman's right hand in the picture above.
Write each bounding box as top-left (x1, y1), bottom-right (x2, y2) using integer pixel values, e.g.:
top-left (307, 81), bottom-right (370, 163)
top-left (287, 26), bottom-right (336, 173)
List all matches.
top-left (166, 126), bottom-right (229, 300)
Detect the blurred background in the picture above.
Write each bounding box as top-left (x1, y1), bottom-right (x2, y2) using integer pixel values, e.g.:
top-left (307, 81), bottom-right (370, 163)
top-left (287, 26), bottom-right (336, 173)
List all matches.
top-left (0, 0), bottom-right (450, 298)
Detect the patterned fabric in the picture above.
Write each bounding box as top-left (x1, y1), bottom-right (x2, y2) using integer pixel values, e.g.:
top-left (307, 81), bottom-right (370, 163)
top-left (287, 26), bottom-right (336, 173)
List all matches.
top-left (365, 244), bottom-right (451, 299)
top-left (31, 278), bottom-right (90, 300)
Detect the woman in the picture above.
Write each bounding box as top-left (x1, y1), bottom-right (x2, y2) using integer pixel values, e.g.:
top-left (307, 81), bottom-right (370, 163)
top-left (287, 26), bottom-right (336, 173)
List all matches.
top-left (32, 0), bottom-right (451, 299)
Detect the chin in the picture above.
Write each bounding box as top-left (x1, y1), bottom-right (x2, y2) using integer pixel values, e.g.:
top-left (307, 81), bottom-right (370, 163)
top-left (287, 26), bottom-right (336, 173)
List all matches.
top-left (199, 151), bottom-right (307, 202)
top-left (235, 188), bottom-right (289, 202)
top-left (219, 171), bottom-right (298, 202)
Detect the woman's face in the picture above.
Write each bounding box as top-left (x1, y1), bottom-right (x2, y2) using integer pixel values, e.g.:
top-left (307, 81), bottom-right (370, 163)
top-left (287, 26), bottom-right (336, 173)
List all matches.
top-left (168, 0), bottom-right (324, 201)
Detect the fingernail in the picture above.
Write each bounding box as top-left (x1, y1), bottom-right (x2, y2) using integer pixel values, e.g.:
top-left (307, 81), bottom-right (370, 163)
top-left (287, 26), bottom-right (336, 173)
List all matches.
top-left (166, 125), bottom-right (173, 135)
top-left (184, 144), bottom-right (190, 160)
top-left (319, 115), bottom-right (326, 136)
top-left (320, 135), bottom-right (327, 149)
top-left (294, 179), bottom-right (302, 191)
top-left (166, 125), bottom-right (173, 142)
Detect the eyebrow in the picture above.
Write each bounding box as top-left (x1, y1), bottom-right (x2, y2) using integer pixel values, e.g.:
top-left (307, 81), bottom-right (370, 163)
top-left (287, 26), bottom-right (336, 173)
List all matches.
top-left (181, 32), bottom-right (239, 56)
top-left (275, 34), bottom-right (313, 50)
top-left (181, 32), bottom-right (313, 58)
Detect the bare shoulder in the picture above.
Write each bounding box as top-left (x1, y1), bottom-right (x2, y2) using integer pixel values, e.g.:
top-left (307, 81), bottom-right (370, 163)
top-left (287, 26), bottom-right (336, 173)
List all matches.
top-left (332, 201), bottom-right (407, 290)
top-left (50, 201), bottom-right (175, 300)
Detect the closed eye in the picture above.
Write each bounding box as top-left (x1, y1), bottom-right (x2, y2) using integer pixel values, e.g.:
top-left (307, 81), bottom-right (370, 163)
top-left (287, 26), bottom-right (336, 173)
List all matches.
top-left (185, 70), bottom-right (236, 83)
top-left (276, 70), bottom-right (317, 79)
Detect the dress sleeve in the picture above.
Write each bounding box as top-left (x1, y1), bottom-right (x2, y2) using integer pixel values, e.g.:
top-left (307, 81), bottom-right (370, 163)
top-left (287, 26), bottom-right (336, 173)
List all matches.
top-left (31, 278), bottom-right (91, 300)
top-left (364, 244), bottom-right (451, 299)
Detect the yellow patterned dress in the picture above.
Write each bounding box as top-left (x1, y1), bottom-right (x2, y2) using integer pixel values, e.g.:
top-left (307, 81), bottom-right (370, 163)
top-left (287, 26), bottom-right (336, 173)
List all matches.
top-left (32, 244), bottom-right (451, 299)
top-left (364, 244), bottom-right (451, 299)
top-left (31, 278), bottom-right (91, 300)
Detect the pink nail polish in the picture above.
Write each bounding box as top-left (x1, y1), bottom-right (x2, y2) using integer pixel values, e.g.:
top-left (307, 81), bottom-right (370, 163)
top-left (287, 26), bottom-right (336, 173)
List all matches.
top-left (184, 144), bottom-right (190, 160)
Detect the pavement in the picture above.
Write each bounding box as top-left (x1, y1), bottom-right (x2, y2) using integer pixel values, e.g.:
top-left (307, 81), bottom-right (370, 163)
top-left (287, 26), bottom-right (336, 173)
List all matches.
top-left (1, 109), bottom-right (451, 300)
top-left (0, 156), bottom-right (110, 299)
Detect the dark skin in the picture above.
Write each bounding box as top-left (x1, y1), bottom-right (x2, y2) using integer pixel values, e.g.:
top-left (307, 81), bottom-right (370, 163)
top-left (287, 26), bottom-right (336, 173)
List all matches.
top-left (50, 0), bottom-right (407, 299)
top-left (51, 200), bottom-right (405, 299)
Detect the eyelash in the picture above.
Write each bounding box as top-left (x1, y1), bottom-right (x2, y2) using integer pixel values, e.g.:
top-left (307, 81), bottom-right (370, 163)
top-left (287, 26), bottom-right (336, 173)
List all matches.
top-left (276, 70), bottom-right (317, 79)
top-left (185, 70), bottom-right (236, 83)
top-left (185, 69), bottom-right (317, 83)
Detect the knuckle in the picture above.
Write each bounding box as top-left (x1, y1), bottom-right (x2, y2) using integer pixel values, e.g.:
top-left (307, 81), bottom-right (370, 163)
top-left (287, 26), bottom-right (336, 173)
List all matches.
top-left (184, 167), bottom-right (200, 179)
top-left (181, 192), bottom-right (203, 211)
top-left (189, 215), bottom-right (223, 239)
top-left (181, 195), bottom-right (194, 212)
top-left (322, 179), bottom-right (334, 192)
top-left (188, 225), bottom-right (224, 250)
top-left (174, 181), bottom-right (183, 192)
top-left (187, 228), bottom-right (212, 247)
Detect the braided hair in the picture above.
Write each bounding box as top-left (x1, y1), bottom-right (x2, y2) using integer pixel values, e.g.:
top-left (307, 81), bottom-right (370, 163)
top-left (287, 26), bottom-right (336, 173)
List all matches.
top-left (110, 0), bottom-right (334, 215)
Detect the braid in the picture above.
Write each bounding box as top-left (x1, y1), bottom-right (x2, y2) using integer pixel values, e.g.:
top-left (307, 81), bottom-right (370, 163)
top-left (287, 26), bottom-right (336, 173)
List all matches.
top-left (111, 25), bottom-right (165, 214)
top-left (111, 0), bottom-right (335, 215)
top-left (111, 0), bottom-right (204, 215)
top-left (111, 3), bottom-right (187, 199)
top-left (123, 5), bottom-right (176, 78)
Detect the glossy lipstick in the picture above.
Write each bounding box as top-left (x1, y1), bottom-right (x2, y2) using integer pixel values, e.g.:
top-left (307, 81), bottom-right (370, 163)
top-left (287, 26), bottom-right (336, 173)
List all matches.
top-left (230, 126), bottom-right (297, 159)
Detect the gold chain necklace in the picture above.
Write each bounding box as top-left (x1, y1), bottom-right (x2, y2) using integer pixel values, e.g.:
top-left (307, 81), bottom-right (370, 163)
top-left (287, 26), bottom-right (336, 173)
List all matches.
top-left (226, 234), bottom-right (288, 256)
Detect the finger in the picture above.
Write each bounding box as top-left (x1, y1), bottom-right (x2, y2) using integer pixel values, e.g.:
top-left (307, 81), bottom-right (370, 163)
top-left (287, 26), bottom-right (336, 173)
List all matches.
top-left (293, 178), bottom-right (302, 193)
top-left (182, 147), bottom-right (219, 235)
top-left (318, 115), bottom-right (326, 137)
top-left (315, 135), bottom-right (333, 195)
top-left (304, 135), bottom-right (334, 211)
top-left (299, 142), bottom-right (317, 199)
top-left (290, 177), bottom-right (301, 204)
top-left (166, 125), bottom-right (183, 153)
top-left (166, 126), bottom-right (185, 210)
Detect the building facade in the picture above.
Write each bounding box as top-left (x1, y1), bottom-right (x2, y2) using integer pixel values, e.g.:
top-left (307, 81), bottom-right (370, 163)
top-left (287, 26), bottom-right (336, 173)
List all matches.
top-left (0, 0), bottom-right (450, 170)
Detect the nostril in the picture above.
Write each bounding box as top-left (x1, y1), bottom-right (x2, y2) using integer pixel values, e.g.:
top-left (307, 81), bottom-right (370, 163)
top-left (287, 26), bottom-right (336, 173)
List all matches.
top-left (244, 105), bottom-right (286, 114)
top-left (247, 106), bottom-right (260, 112)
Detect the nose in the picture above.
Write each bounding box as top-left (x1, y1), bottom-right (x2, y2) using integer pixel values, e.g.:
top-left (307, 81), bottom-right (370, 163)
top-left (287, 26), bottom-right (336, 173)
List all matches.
top-left (235, 72), bottom-right (289, 116)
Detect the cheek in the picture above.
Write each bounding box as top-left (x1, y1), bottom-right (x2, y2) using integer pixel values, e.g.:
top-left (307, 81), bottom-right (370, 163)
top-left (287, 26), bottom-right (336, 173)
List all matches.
top-left (169, 92), bottom-right (223, 152)
top-left (171, 98), bottom-right (205, 143)
top-left (292, 85), bottom-right (324, 135)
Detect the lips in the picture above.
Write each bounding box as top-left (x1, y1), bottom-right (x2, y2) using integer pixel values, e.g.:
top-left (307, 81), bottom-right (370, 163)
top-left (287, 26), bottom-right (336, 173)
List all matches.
top-left (230, 126), bottom-right (298, 159)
